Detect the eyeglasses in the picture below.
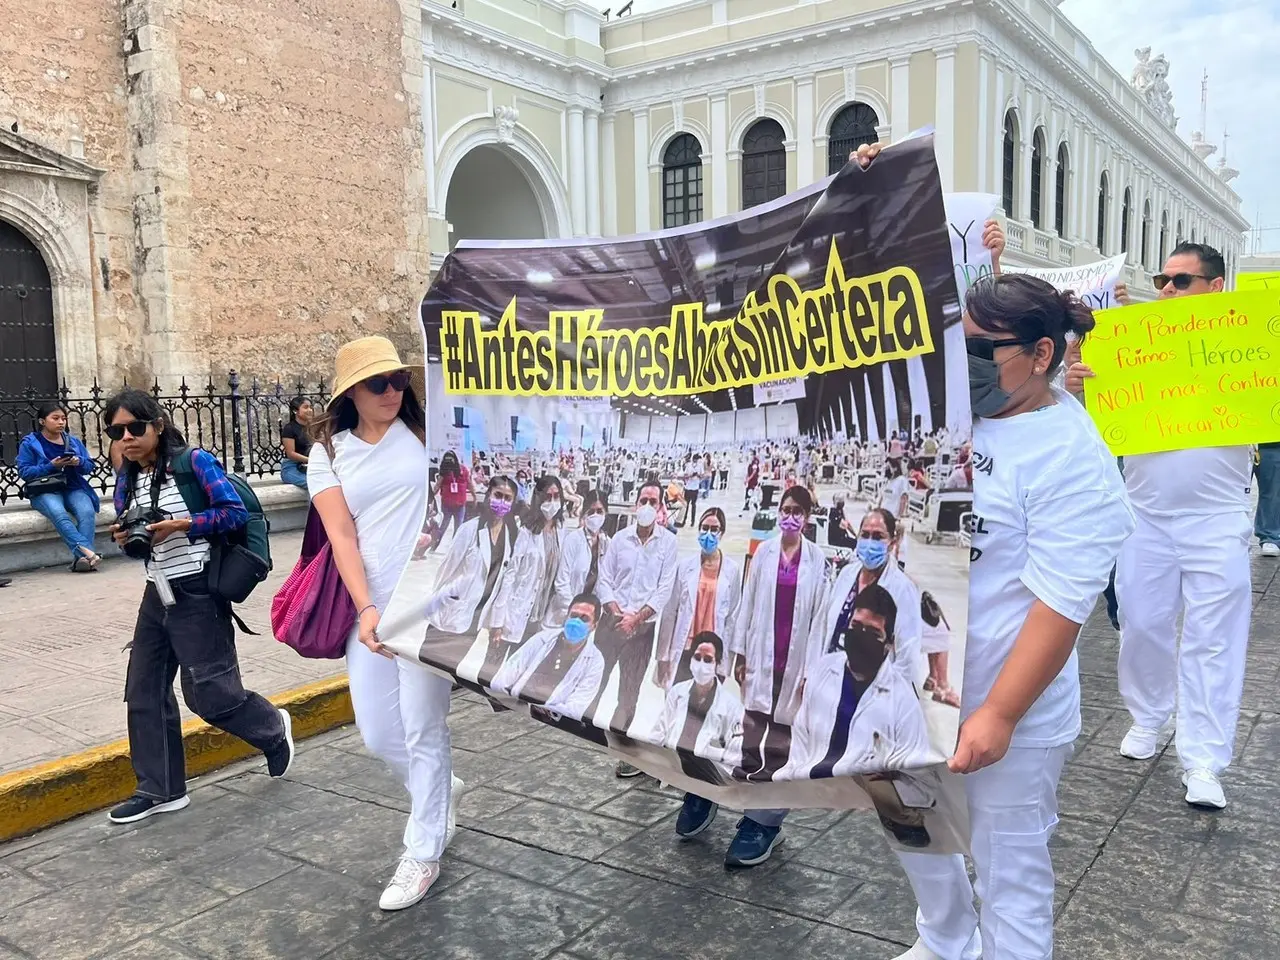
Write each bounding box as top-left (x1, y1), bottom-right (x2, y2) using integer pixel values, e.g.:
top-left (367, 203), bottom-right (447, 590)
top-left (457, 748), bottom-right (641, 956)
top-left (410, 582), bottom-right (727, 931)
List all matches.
top-left (1153, 272), bottom-right (1212, 291)
top-left (363, 370), bottom-right (411, 395)
top-left (964, 336), bottom-right (1032, 361)
top-left (699, 524), bottom-right (721, 533)
top-left (104, 420), bottom-right (151, 442)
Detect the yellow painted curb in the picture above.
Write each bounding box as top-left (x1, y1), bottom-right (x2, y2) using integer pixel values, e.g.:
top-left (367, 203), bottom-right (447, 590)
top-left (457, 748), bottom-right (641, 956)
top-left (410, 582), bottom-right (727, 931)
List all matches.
top-left (0, 675), bottom-right (352, 843)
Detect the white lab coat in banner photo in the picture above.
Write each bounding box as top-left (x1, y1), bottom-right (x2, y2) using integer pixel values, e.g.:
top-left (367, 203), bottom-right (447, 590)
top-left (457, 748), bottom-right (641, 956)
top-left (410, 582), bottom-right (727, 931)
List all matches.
top-left (490, 626), bottom-right (606, 721)
top-left (779, 653), bottom-right (937, 780)
top-left (425, 517), bottom-right (539, 639)
top-left (650, 677), bottom-right (744, 764)
top-left (815, 559), bottom-right (924, 687)
top-left (551, 528), bottom-right (611, 626)
top-left (730, 535), bottom-right (829, 726)
top-left (656, 552), bottom-right (744, 671)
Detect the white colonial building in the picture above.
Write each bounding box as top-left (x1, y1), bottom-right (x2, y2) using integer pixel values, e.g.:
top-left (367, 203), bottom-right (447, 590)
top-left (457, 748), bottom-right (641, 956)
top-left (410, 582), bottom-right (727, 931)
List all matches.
top-left (423, 0), bottom-right (1248, 297)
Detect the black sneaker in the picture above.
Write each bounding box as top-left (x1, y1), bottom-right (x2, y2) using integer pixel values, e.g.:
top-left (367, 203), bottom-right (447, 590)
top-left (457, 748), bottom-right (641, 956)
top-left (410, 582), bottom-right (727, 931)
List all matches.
top-left (108, 794), bottom-right (190, 824)
top-left (614, 761), bottom-right (644, 779)
top-left (266, 708), bottom-right (295, 778)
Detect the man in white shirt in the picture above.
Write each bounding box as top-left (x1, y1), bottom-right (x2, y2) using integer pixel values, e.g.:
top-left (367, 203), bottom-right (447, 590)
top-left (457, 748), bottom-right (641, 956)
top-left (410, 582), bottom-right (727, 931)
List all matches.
top-left (589, 480), bottom-right (679, 751)
top-left (1067, 241), bottom-right (1252, 809)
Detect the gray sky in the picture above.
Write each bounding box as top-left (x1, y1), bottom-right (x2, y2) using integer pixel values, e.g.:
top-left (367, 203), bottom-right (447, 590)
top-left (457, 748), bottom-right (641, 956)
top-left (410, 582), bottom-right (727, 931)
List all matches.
top-left (622, 0), bottom-right (1279, 253)
top-left (1059, 0), bottom-right (1279, 255)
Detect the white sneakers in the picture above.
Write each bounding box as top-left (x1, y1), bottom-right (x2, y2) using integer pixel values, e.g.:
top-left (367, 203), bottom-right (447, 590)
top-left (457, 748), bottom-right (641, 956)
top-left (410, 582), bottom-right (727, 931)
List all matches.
top-left (892, 940), bottom-right (944, 960)
top-left (1262, 542), bottom-right (1280, 557)
top-left (378, 775), bottom-right (463, 912)
top-left (379, 857), bottom-right (441, 911)
top-left (1183, 769), bottom-right (1227, 809)
top-left (1119, 724), bottom-right (1164, 760)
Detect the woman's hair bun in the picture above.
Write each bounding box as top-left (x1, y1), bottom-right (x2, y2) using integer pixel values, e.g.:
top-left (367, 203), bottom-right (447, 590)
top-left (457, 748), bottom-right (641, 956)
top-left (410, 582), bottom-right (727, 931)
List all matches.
top-left (1058, 289), bottom-right (1096, 338)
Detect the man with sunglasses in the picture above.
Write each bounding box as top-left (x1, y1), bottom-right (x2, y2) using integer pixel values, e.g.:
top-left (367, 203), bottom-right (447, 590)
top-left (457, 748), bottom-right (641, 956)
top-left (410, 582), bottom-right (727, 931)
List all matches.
top-left (1067, 241), bottom-right (1251, 810)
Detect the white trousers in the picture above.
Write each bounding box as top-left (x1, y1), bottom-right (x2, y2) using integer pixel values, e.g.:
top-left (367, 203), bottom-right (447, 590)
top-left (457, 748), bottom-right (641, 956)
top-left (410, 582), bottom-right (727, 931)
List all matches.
top-left (347, 632), bottom-right (454, 861)
top-left (895, 745), bottom-right (1071, 960)
top-left (1115, 509), bottom-right (1252, 774)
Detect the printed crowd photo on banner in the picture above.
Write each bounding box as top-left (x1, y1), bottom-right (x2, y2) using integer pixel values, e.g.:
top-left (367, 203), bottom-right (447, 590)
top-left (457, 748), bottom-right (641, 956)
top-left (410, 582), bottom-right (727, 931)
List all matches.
top-left (375, 133), bottom-right (975, 853)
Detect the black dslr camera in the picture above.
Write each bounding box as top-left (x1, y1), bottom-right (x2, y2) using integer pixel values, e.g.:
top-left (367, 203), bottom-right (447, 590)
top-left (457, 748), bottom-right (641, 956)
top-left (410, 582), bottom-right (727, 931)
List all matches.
top-left (117, 503), bottom-right (167, 560)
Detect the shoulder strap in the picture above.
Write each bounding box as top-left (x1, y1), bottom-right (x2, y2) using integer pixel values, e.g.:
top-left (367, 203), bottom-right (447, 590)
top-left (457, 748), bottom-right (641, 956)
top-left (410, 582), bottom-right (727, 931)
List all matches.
top-left (170, 447), bottom-right (210, 515)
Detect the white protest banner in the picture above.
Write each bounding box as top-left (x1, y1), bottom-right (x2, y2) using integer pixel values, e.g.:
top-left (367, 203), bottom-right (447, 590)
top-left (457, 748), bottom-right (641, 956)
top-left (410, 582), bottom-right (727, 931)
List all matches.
top-left (944, 193), bottom-right (998, 309)
top-left (1004, 255), bottom-right (1126, 311)
top-left (942, 193), bottom-right (997, 435)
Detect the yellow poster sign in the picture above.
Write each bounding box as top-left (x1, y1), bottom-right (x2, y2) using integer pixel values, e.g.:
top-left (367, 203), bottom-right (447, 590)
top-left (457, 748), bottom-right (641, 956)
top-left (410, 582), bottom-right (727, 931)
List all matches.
top-left (1238, 272), bottom-right (1280, 291)
top-left (1080, 292), bottom-right (1280, 455)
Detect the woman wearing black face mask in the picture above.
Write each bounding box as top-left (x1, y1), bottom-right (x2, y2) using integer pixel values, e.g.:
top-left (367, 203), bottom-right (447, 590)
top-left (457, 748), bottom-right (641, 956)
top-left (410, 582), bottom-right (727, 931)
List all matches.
top-left (900, 267), bottom-right (1136, 960)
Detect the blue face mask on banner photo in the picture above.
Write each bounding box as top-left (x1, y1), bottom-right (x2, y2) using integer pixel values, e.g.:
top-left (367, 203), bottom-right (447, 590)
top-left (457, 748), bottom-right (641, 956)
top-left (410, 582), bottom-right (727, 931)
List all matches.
top-left (856, 537), bottom-right (889, 570)
top-left (563, 617), bottom-right (591, 644)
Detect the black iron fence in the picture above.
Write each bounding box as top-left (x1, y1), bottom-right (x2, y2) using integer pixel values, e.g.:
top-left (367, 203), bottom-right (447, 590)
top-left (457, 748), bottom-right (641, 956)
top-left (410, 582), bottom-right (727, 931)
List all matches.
top-left (0, 374), bottom-right (329, 505)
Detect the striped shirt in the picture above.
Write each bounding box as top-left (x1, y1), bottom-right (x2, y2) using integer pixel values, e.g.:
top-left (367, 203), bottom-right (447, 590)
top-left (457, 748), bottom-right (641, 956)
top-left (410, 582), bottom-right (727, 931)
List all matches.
top-left (132, 471), bottom-right (210, 582)
top-left (113, 449), bottom-right (249, 583)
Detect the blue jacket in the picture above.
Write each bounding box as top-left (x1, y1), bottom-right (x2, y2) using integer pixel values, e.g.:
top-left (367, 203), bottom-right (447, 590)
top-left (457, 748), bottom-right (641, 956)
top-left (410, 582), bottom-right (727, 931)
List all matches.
top-left (16, 432), bottom-right (101, 510)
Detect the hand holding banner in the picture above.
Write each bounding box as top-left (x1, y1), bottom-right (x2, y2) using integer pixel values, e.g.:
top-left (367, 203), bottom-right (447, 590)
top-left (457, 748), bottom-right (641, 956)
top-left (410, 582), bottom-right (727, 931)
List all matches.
top-left (1080, 291), bottom-right (1280, 455)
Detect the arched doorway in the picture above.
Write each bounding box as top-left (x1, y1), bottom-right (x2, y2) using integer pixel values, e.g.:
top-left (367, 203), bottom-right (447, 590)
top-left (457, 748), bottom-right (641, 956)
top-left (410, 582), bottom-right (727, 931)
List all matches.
top-left (445, 145), bottom-right (548, 247)
top-left (0, 219), bottom-right (57, 396)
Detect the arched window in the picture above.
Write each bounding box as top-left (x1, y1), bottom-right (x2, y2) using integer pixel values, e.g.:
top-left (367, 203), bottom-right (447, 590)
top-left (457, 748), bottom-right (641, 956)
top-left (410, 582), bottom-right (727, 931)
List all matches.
top-left (1001, 111), bottom-right (1017, 218)
top-left (827, 102), bottom-right (880, 175)
top-left (1054, 142), bottom-right (1068, 238)
top-left (661, 133), bottom-right (704, 228)
top-left (1140, 200), bottom-right (1152, 269)
top-left (1030, 128), bottom-right (1045, 230)
top-left (1096, 173), bottom-right (1109, 253)
top-left (1176, 218), bottom-right (1184, 244)
top-left (1191, 226), bottom-right (1197, 244)
top-left (1120, 187), bottom-right (1132, 256)
top-left (1159, 211), bottom-right (1169, 265)
top-left (741, 118), bottom-right (787, 209)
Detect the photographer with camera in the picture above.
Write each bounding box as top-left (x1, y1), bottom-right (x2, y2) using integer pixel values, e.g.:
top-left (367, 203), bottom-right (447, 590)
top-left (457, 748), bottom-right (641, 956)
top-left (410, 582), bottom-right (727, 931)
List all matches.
top-left (104, 389), bottom-right (293, 824)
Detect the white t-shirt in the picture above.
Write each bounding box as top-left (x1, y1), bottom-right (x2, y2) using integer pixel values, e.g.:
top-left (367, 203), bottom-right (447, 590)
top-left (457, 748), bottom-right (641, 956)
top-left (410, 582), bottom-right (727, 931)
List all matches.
top-left (1122, 447), bottom-right (1252, 519)
top-left (967, 388), bottom-right (1135, 747)
top-left (307, 419), bottom-right (428, 608)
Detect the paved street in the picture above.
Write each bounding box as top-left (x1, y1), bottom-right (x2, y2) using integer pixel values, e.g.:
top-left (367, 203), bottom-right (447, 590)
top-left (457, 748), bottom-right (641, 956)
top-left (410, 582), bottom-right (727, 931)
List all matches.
top-left (2, 552), bottom-right (1279, 959)
top-left (0, 530), bottom-right (341, 773)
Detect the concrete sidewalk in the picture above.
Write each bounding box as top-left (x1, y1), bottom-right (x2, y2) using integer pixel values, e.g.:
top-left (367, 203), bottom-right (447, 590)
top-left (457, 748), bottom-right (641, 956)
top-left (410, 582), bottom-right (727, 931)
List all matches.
top-left (0, 530), bottom-right (343, 774)
top-left (2, 555), bottom-right (1280, 959)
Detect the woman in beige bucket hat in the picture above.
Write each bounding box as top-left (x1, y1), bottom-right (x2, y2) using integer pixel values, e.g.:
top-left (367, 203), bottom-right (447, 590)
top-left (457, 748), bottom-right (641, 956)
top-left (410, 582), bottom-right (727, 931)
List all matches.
top-left (308, 335), bottom-right (461, 911)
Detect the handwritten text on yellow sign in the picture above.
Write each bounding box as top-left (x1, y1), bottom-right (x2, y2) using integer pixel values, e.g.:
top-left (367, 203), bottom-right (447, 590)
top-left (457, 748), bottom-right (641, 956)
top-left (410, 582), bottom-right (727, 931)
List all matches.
top-left (1239, 272), bottom-right (1280, 291)
top-left (1080, 292), bottom-right (1280, 455)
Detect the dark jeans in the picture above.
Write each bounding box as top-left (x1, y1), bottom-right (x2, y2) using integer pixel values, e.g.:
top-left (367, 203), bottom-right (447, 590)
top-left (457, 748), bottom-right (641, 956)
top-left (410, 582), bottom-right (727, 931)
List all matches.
top-left (586, 618), bottom-right (654, 734)
top-left (124, 577), bottom-right (284, 801)
top-left (734, 708), bottom-right (792, 782)
top-left (621, 481), bottom-right (635, 503)
top-left (438, 505), bottom-right (466, 541)
top-left (682, 489), bottom-right (699, 525)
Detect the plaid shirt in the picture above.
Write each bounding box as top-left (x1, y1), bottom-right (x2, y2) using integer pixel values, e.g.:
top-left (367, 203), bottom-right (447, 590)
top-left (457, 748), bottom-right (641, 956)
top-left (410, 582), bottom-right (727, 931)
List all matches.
top-left (113, 448), bottom-right (248, 537)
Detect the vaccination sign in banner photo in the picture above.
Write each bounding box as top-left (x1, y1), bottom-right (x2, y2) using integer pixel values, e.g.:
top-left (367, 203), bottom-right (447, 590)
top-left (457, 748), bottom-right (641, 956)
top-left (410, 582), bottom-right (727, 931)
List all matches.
top-left (1080, 290), bottom-right (1280, 455)
top-left (378, 133), bottom-right (975, 853)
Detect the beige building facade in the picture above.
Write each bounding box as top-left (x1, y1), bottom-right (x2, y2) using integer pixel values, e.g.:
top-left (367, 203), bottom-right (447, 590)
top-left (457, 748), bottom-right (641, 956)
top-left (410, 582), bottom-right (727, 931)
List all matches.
top-left (3, 0), bottom-right (1251, 397)
top-left (428, 0), bottom-right (1248, 302)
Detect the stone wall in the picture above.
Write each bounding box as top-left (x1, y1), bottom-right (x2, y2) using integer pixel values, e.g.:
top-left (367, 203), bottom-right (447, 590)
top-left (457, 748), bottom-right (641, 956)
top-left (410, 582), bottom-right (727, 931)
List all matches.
top-left (173, 0), bottom-right (429, 384)
top-left (2, 0), bottom-right (429, 392)
top-left (0, 0), bottom-right (144, 384)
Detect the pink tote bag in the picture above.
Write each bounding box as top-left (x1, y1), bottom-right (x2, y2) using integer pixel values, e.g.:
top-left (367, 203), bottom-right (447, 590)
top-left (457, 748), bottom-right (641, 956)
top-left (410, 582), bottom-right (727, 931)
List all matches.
top-left (271, 508), bottom-right (355, 659)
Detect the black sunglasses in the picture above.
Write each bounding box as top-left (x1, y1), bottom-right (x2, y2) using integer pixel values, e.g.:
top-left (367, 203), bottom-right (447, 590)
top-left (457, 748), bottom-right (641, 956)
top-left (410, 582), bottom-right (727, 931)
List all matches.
top-left (1153, 272), bottom-right (1211, 291)
top-left (363, 370), bottom-right (411, 395)
top-left (104, 420), bottom-right (151, 442)
top-left (964, 336), bottom-right (1033, 361)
